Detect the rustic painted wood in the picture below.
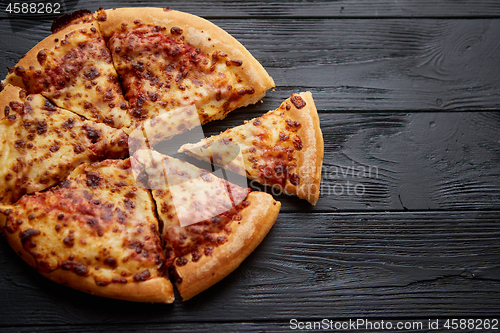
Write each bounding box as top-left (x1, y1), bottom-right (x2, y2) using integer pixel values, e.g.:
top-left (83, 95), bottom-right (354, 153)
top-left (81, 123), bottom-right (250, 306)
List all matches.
top-left (1, 19), bottom-right (499, 111)
top-left (2, 0), bottom-right (500, 19)
top-left (0, 211), bottom-right (499, 328)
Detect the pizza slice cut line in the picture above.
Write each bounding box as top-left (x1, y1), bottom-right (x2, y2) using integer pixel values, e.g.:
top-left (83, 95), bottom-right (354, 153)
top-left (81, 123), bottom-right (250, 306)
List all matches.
top-left (131, 150), bottom-right (281, 300)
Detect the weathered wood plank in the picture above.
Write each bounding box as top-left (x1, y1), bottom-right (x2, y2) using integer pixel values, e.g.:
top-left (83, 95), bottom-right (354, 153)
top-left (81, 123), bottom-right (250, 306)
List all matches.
top-left (2, 0), bottom-right (500, 19)
top-left (0, 320), bottom-right (456, 333)
top-left (193, 111), bottom-right (500, 212)
top-left (0, 211), bottom-right (499, 326)
top-left (1, 19), bottom-right (499, 111)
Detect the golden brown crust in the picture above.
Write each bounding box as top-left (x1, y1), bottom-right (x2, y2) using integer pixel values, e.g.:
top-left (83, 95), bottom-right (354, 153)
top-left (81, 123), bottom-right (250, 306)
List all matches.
top-left (0, 84), bottom-right (24, 105)
top-left (174, 192), bottom-right (281, 301)
top-left (98, 7), bottom-right (274, 105)
top-left (42, 271), bottom-right (174, 303)
top-left (284, 92), bottom-right (323, 205)
top-left (51, 9), bottom-right (95, 33)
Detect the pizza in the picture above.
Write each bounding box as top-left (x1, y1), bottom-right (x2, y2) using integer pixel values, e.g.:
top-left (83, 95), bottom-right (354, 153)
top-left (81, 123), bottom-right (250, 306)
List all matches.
top-left (0, 7), bottom-right (322, 303)
top-left (179, 92), bottom-right (324, 205)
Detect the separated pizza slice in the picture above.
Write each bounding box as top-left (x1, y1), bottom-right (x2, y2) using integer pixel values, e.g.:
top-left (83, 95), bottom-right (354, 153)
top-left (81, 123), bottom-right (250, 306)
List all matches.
top-left (0, 158), bottom-right (174, 303)
top-left (179, 92), bottom-right (324, 205)
top-left (4, 10), bottom-right (131, 129)
top-left (97, 7), bottom-right (275, 141)
top-left (131, 150), bottom-right (281, 300)
top-left (0, 85), bottom-right (128, 204)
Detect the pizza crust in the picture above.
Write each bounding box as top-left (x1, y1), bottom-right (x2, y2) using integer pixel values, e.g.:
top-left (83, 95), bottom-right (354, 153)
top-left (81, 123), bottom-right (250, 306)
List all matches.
top-left (97, 7), bottom-right (274, 107)
top-left (283, 92), bottom-right (324, 205)
top-left (41, 270), bottom-right (174, 303)
top-left (0, 83), bottom-right (24, 105)
top-left (174, 191), bottom-right (281, 301)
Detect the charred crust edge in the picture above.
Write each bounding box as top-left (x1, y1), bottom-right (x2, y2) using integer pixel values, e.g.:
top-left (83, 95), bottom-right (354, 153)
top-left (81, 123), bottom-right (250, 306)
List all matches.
top-left (51, 9), bottom-right (94, 33)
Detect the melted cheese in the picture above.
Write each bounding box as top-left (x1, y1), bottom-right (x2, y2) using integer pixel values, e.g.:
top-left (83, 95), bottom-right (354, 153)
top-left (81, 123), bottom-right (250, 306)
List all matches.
top-left (131, 150), bottom-right (249, 265)
top-left (0, 159), bottom-right (164, 285)
top-left (5, 22), bottom-right (131, 128)
top-left (0, 86), bottom-right (128, 204)
top-left (108, 25), bottom-right (258, 140)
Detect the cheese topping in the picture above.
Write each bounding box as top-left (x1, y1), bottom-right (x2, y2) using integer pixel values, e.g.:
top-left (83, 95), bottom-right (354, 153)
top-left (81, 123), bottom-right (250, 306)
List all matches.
top-left (179, 94), bottom-right (307, 189)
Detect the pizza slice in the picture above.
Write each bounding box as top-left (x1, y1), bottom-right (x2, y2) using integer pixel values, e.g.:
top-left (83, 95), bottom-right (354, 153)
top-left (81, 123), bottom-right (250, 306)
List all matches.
top-left (0, 84), bottom-right (128, 204)
top-left (97, 7), bottom-right (275, 140)
top-left (0, 158), bottom-right (174, 303)
top-left (4, 10), bottom-right (131, 129)
top-left (179, 92), bottom-right (324, 205)
top-left (131, 150), bottom-right (281, 300)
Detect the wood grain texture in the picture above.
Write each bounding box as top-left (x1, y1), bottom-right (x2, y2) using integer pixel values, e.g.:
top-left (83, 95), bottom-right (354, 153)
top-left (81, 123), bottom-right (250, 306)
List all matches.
top-left (0, 211), bottom-right (499, 327)
top-left (1, 19), bottom-right (499, 111)
top-left (2, 0), bottom-right (500, 19)
top-left (0, 321), bottom-right (469, 333)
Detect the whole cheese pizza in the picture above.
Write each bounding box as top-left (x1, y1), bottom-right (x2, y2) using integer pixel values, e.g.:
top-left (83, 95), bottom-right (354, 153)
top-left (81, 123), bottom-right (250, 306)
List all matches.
top-left (0, 7), bottom-right (323, 303)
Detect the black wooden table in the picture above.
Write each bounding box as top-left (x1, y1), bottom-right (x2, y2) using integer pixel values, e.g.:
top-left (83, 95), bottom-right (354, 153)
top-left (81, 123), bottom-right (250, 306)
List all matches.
top-left (1, 1), bottom-right (499, 332)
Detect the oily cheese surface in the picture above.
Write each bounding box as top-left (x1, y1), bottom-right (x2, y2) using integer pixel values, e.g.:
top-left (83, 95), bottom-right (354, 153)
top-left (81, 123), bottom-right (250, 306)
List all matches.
top-left (0, 84), bottom-right (128, 205)
top-left (131, 150), bottom-right (250, 258)
top-left (5, 17), bottom-right (131, 129)
top-left (0, 159), bottom-right (174, 303)
top-left (131, 150), bottom-right (280, 300)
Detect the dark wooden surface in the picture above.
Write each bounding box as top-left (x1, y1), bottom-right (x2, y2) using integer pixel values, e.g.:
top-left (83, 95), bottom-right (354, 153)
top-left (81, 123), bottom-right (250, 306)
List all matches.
top-left (1, 1), bottom-right (499, 332)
